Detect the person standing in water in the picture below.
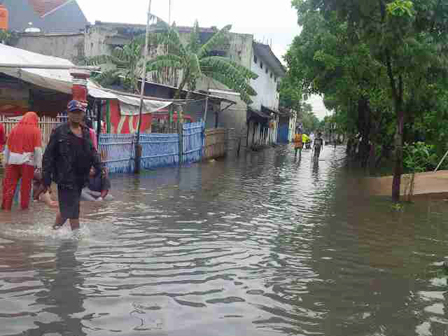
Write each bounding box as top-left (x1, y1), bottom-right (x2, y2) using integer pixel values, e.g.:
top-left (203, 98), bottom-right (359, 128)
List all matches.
top-left (314, 132), bottom-right (324, 160)
top-left (42, 100), bottom-right (105, 231)
top-left (293, 128), bottom-right (304, 159)
top-left (2, 112), bottom-right (43, 211)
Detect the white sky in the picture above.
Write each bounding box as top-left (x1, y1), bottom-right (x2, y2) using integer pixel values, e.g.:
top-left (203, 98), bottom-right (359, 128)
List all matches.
top-left (76, 0), bottom-right (329, 119)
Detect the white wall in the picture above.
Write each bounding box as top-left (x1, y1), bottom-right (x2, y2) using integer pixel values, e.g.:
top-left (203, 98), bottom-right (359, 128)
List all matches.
top-left (249, 53), bottom-right (280, 111)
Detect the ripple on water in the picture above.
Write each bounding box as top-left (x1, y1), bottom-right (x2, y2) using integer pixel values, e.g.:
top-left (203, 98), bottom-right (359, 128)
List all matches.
top-left (2, 147), bottom-right (448, 335)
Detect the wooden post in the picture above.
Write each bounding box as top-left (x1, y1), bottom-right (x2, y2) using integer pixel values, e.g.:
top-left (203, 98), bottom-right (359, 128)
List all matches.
top-left (96, 100), bottom-right (102, 144)
top-left (178, 105), bottom-right (183, 165)
top-left (106, 101), bottom-right (111, 133)
top-left (203, 96), bottom-right (209, 128)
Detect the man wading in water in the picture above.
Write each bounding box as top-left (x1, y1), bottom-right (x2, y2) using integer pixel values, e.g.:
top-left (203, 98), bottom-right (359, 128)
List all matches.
top-left (313, 132), bottom-right (324, 161)
top-left (42, 100), bottom-right (104, 231)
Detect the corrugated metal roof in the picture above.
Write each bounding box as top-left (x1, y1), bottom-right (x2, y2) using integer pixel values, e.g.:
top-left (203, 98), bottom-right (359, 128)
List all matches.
top-left (28, 0), bottom-right (71, 17)
top-left (3, 0), bottom-right (87, 33)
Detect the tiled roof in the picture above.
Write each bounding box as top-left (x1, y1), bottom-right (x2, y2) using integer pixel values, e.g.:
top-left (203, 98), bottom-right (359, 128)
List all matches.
top-left (28, 0), bottom-right (72, 17)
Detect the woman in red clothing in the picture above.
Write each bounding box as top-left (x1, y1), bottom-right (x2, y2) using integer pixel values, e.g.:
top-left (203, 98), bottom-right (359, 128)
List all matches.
top-left (0, 122), bottom-right (5, 151)
top-left (2, 112), bottom-right (43, 210)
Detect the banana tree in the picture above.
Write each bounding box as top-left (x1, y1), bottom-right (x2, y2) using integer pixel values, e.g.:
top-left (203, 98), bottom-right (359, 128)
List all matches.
top-left (147, 21), bottom-right (258, 104)
top-left (83, 38), bottom-right (144, 93)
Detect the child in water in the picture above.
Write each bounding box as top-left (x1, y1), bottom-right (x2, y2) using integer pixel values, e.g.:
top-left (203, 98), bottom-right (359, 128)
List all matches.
top-left (33, 170), bottom-right (58, 208)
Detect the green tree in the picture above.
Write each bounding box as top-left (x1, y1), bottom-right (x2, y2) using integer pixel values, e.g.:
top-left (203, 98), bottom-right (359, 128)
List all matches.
top-left (84, 38), bottom-right (144, 93)
top-left (146, 21), bottom-right (258, 104)
top-left (290, 0), bottom-right (448, 201)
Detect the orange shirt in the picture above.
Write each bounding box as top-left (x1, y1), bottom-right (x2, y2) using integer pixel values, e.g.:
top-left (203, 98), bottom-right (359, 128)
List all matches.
top-left (294, 134), bottom-right (303, 149)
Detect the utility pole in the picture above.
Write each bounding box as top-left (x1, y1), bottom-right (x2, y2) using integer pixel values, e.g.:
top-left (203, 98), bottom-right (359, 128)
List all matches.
top-left (134, 0), bottom-right (152, 174)
top-left (169, 0), bottom-right (172, 25)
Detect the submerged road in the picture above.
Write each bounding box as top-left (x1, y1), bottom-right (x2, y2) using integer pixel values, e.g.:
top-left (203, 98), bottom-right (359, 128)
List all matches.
top-left (1, 145), bottom-right (448, 336)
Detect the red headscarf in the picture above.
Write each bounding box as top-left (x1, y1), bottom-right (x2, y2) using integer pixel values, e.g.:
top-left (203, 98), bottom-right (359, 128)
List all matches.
top-left (7, 112), bottom-right (42, 154)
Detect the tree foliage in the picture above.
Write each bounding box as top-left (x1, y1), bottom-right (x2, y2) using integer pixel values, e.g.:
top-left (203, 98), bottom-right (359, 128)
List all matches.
top-left (287, 0), bottom-right (448, 201)
top-left (147, 21), bottom-right (258, 103)
top-left (83, 39), bottom-right (144, 93)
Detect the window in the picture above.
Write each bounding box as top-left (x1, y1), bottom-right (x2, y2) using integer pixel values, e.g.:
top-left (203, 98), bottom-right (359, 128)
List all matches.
top-left (254, 55), bottom-right (258, 64)
top-left (260, 62), bottom-right (263, 69)
top-left (274, 76), bottom-right (277, 82)
top-left (265, 67), bottom-right (268, 74)
top-left (270, 72), bottom-right (273, 79)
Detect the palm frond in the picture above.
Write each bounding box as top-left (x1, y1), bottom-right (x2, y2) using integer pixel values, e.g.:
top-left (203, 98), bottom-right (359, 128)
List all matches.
top-left (152, 28), bottom-right (187, 58)
top-left (91, 69), bottom-right (120, 87)
top-left (146, 54), bottom-right (183, 72)
top-left (84, 55), bottom-right (116, 66)
top-left (187, 20), bottom-right (202, 54)
top-left (200, 57), bottom-right (258, 96)
top-left (198, 24), bottom-right (232, 59)
top-left (200, 56), bottom-right (258, 80)
top-left (189, 53), bottom-right (202, 78)
top-left (202, 70), bottom-right (256, 104)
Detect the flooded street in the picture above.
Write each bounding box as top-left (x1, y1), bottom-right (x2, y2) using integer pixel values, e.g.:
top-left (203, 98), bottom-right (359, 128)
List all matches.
top-left (2, 145), bottom-right (448, 336)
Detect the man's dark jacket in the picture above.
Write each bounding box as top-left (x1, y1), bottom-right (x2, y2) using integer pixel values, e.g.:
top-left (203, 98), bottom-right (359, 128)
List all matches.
top-left (43, 123), bottom-right (103, 189)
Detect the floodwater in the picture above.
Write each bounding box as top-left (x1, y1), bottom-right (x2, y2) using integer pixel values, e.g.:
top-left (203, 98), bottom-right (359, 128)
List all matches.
top-left (1, 146), bottom-right (448, 336)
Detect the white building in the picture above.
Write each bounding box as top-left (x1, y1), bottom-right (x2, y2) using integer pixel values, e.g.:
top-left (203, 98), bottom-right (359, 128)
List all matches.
top-left (246, 42), bottom-right (285, 148)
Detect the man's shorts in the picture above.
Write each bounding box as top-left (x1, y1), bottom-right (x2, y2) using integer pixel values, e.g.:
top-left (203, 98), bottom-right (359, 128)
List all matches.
top-left (58, 185), bottom-right (82, 221)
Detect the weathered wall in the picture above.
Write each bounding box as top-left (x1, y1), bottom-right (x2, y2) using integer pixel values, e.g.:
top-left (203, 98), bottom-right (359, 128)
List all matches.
top-left (14, 33), bottom-right (85, 63)
top-left (250, 52), bottom-right (280, 111)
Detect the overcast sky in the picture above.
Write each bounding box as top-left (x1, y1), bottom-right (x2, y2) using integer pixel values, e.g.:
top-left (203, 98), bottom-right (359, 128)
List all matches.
top-left (76, 0), bottom-right (330, 119)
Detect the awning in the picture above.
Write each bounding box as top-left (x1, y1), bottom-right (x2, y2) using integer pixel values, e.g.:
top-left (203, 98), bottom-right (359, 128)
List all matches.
top-left (0, 44), bottom-right (75, 94)
top-left (0, 44), bottom-right (174, 116)
top-left (248, 108), bottom-right (271, 120)
top-left (0, 44), bottom-right (108, 97)
top-left (117, 95), bottom-right (172, 116)
top-left (261, 105), bottom-right (280, 115)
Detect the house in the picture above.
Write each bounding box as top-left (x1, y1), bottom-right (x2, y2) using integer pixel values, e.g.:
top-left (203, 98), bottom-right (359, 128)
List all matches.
top-left (245, 42), bottom-right (286, 148)
top-left (2, 0), bottom-right (88, 33)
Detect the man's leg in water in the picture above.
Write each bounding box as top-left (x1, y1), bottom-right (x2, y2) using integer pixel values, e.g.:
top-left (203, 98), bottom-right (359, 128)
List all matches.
top-left (69, 219), bottom-right (80, 231)
top-left (54, 185), bottom-right (82, 231)
top-left (53, 212), bottom-right (66, 229)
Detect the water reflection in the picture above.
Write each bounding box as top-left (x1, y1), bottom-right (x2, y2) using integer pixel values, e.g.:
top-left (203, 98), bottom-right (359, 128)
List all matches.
top-left (26, 240), bottom-right (86, 335)
top-left (1, 146), bottom-right (448, 335)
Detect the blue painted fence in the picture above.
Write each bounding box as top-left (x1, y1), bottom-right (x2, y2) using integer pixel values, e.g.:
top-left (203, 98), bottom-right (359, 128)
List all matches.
top-left (99, 122), bottom-right (205, 174)
top-left (183, 122), bottom-right (204, 164)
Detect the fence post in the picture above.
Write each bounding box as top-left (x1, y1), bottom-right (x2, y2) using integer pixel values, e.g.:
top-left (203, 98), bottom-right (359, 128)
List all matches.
top-left (178, 109), bottom-right (183, 165)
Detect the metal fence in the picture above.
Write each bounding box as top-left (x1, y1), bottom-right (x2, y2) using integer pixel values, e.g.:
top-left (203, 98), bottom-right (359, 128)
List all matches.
top-left (183, 122), bottom-right (204, 164)
top-left (99, 122), bottom-right (206, 174)
top-left (140, 133), bottom-right (179, 170)
top-left (99, 134), bottom-right (135, 174)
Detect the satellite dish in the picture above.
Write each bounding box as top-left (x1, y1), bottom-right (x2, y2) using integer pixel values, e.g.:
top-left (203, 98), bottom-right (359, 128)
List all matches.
top-left (25, 22), bottom-right (40, 33)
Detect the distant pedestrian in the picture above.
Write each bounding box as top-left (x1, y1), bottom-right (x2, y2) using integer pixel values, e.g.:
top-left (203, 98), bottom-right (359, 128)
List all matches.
top-left (314, 132), bottom-right (324, 160)
top-left (293, 128), bottom-right (304, 159)
top-left (42, 100), bottom-right (105, 231)
top-left (2, 112), bottom-right (42, 211)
